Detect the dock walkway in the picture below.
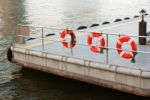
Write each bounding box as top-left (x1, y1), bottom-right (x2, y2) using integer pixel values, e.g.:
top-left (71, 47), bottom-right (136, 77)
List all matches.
top-left (9, 15), bottom-right (150, 96)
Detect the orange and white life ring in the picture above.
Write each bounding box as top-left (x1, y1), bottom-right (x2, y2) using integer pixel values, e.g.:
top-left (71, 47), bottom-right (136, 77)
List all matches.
top-left (60, 29), bottom-right (76, 48)
top-left (116, 36), bottom-right (137, 59)
top-left (87, 32), bottom-right (105, 53)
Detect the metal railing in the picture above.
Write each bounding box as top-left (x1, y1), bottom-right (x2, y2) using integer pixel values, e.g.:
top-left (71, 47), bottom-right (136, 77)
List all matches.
top-left (16, 24), bottom-right (150, 64)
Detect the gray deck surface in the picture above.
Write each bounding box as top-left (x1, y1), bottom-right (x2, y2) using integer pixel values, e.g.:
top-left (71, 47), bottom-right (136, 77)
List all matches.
top-left (16, 16), bottom-right (150, 71)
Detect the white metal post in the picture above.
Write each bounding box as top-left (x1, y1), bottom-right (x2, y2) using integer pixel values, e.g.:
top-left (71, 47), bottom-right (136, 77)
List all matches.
top-left (106, 34), bottom-right (109, 64)
top-left (42, 27), bottom-right (44, 50)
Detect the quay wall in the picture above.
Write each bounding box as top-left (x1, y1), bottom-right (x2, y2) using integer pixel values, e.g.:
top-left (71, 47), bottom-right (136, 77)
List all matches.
top-left (11, 47), bottom-right (150, 97)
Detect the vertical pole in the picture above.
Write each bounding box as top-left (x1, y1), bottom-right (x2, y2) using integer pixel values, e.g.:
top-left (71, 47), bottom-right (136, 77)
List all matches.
top-left (139, 20), bottom-right (147, 45)
top-left (106, 34), bottom-right (109, 64)
top-left (41, 27), bottom-right (44, 50)
top-left (70, 31), bottom-right (74, 56)
top-left (71, 48), bottom-right (73, 56)
top-left (17, 26), bottom-right (25, 44)
top-left (17, 26), bottom-right (20, 44)
top-left (19, 36), bottom-right (25, 44)
top-left (139, 9), bottom-right (147, 45)
top-left (22, 37), bottom-right (26, 44)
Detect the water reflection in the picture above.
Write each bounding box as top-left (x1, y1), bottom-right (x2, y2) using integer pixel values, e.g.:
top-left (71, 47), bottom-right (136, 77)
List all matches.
top-left (0, 0), bottom-right (27, 45)
top-left (0, 0), bottom-right (13, 39)
top-left (0, 0), bottom-right (26, 99)
top-left (12, 0), bottom-right (28, 25)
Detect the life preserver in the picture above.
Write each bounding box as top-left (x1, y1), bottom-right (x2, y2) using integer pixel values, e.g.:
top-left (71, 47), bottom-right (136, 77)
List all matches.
top-left (116, 36), bottom-right (137, 59)
top-left (87, 32), bottom-right (105, 53)
top-left (60, 29), bottom-right (76, 48)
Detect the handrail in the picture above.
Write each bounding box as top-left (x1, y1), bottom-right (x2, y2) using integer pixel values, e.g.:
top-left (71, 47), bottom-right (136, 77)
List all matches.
top-left (16, 24), bottom-right (150, 64)
top-left (18, 36), bottom-right (150, 55)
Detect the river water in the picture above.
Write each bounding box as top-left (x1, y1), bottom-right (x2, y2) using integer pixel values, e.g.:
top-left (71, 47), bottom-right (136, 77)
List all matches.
top-left (0, 0), bottom-right (150, 99)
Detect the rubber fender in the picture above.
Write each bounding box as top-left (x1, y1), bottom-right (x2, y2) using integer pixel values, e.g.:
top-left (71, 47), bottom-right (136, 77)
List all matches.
top-left (134, 15), bottom-right (139, 18)
top-left (145, 13), bottom-right (149, 15)
top-left (45, 33), bottom-right (55, 37)
top-left (90, 24), bottom-right (99, 27)
top-left (27, 38), bottom-right (36, 41)
top-left (7, 48), bottom-right (13, 62)
top-left (102, 21), bottom-right (110, 25)
top-left (124, 17), bottom-right (130, 20)
top-left (77, 26), bottom-right (87, 30)
top-left (114, 19), bottom-right (122, 22)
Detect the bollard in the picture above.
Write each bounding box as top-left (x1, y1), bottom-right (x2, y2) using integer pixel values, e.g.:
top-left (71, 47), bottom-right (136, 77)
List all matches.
top-left (139, 9), bottom-right (147, 45)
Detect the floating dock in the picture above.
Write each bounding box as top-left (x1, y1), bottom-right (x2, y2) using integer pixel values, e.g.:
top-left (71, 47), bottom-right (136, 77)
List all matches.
top-left (7, 15), bottom-right (150, 97)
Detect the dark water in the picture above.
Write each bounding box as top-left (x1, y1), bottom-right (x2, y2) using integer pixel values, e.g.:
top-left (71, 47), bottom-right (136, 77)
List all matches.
top-left (0, 0), bottom-right (150, 99)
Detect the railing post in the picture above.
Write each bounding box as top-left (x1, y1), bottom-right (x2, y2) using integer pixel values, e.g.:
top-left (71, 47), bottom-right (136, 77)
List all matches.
top-left (41, 27), bottom-right (44, 50)
top-left (106, 34), bottom-right (109, 64)
top-left (18, 36), bottom-right (26, 44)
